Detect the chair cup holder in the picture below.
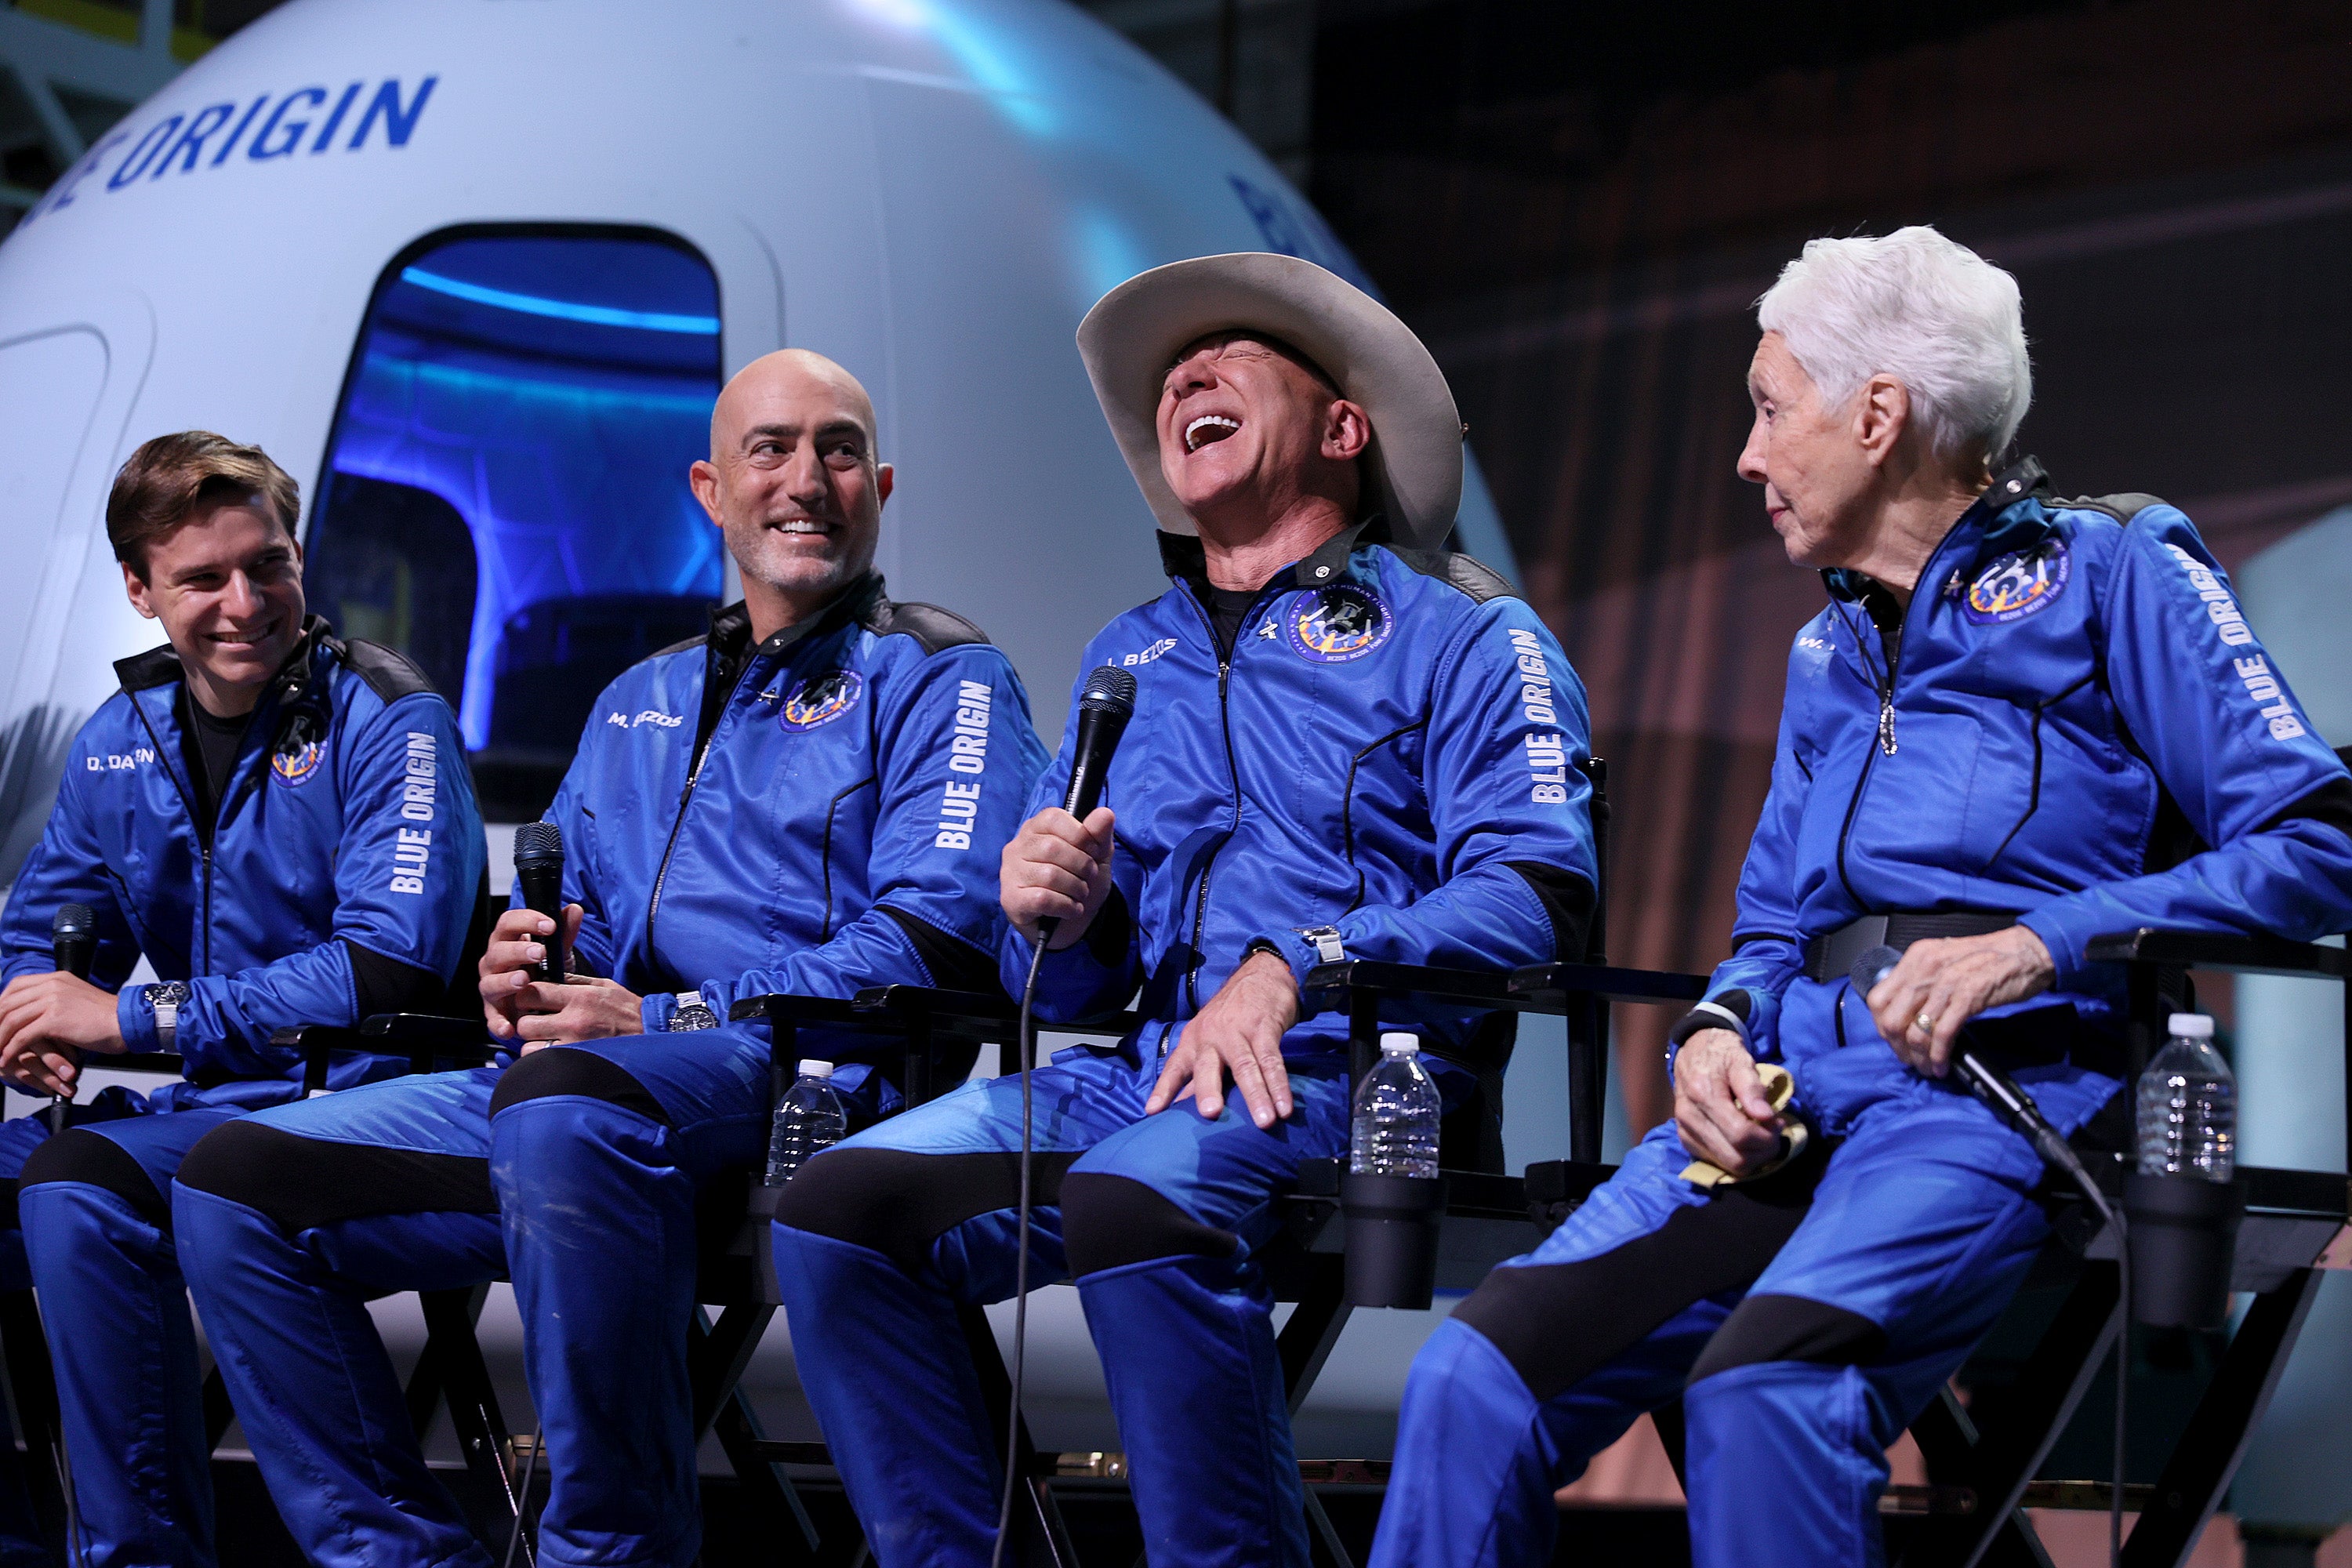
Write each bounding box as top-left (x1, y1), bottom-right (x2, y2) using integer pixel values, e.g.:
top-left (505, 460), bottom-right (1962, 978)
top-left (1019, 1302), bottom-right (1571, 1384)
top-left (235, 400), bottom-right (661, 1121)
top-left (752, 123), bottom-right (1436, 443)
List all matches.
top-left (2124, 1170), bottom-right (2247, 1330)
top-left (1341, 1171), bottom-right (1447, 1310)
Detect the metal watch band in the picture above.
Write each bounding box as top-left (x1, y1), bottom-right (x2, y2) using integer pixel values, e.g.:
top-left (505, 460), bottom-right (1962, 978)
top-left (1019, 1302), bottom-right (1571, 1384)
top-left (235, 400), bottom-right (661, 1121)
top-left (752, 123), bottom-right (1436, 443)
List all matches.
top-left (1299, 925), bottom-right (1345, 964)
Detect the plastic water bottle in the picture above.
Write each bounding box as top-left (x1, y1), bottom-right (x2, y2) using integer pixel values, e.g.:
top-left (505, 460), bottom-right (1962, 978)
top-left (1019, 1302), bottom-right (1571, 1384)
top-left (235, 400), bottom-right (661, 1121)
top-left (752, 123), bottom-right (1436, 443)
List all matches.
top-left (2135, 1014), bottom-right (2235, 1183)
top-left (764, 1060), bottom-right (846, 1186)
top-left (1349, 1033), bottom-right (1441, 1179)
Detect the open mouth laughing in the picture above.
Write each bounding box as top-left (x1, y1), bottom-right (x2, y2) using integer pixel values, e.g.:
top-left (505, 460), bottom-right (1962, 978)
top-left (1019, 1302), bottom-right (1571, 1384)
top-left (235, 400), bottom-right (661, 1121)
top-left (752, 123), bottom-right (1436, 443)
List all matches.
top-left (1183, 414), bottom-right (1240, 453)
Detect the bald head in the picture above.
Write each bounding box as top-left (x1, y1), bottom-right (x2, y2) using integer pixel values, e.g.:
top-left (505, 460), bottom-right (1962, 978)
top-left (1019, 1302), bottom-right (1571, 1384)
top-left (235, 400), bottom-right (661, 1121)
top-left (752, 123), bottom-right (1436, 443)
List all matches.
top-left (710, 349), bottom-right (878, 458)
top-left (691, 348), bottom-right (893, 641)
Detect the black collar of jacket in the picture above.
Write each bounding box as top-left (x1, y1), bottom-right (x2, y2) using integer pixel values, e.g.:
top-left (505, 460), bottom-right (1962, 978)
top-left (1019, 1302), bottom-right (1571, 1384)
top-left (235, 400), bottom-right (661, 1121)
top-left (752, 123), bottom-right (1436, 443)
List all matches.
top-left (1819, 456), bottom-right (2052, 617)
top-left (695, 574), bottom-right (887, 752)
top-left (114, 614), bottom-right (337, 705)
top-left (1156, 513), bottom-right (1395, 601)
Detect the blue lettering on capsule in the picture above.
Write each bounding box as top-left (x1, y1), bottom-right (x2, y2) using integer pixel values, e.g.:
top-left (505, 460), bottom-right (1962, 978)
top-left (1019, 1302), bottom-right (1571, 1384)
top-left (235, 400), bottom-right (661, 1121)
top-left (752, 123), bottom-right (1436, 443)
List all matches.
top-left (27, 75), bottom-right (437, 225)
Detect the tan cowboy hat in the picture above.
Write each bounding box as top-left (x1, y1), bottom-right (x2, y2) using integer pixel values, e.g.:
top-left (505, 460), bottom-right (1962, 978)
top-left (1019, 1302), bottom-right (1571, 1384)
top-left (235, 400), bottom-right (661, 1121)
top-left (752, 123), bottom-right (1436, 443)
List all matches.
top-left (1076, 252), bottom-right (1464, 550)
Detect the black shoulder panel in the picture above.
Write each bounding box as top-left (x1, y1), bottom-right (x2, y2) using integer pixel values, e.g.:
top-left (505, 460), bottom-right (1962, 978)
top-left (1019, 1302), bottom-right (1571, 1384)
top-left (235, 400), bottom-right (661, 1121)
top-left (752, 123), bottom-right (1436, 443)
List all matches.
top-left (339, 638), bottom-right (441, 702)
top-left (2059, 492), bottom-right (2168, 525)
top-left (867, 600), bottom-right (993, 654)
top-left (112, 644), bottom-right (183, 691)
top-left (652, 633), bottom-right (710, 659)
top-left (1385, 546), bottom-right (1519, 604)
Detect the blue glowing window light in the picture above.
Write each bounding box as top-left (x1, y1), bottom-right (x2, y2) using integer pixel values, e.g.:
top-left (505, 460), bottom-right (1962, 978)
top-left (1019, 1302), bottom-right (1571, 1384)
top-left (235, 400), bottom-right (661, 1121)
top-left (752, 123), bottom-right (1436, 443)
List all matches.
top-left (398, 266), bottom-right (721, 334)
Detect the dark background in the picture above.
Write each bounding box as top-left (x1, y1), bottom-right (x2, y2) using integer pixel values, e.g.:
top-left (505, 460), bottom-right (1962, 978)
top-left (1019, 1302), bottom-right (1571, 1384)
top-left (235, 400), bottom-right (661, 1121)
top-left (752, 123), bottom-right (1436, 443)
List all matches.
top-left (1300, 0), bottom-right (2352, 1126)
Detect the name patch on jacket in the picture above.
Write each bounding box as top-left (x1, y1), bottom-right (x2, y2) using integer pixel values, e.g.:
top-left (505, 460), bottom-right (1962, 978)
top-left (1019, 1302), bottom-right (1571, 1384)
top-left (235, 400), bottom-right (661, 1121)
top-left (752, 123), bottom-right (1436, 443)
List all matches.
top-left (1962, 543), bottom-right (2070, 625)
top-left (780, 670), bottom-right (863, 731)
top-left (1286, 584), bottom-right (1391, 663)
top-left (389, 731), bottom-right (438, 895)
top-left (934, 680), bottom-right (994, 850)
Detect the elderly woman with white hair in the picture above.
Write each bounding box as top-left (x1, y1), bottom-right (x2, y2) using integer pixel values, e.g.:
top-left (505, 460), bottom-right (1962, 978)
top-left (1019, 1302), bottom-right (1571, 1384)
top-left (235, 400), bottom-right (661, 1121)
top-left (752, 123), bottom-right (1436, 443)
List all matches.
top-left (1370, 227), bottom-right (2352, 1568)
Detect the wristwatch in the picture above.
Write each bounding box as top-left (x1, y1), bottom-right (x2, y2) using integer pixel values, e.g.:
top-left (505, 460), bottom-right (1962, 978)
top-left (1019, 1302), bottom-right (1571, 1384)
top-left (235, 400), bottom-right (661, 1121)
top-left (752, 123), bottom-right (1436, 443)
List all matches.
top-left (143, 982), bottom-right (192, 1052)
top-left (670, 991), bottom-right (719, 1033)
top-left (1298, 925), bottom-right (1346, 965)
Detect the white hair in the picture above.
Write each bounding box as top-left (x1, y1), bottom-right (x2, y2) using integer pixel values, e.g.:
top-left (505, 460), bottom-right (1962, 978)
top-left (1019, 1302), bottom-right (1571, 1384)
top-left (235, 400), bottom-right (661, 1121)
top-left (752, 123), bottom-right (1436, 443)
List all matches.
top-left (1756, 226), bottom-right (2031, 462)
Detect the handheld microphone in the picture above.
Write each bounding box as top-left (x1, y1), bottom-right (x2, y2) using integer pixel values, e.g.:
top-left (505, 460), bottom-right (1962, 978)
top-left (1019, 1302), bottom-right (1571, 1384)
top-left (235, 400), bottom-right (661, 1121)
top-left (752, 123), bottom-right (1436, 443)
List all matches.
top-left (513, 822), bottom-right (566, 985)
top-left (1036, 666), bottom-right (1136, 946)
top-left (47, 905), bottom-right (97, 1134)
top-left (993, 665), bottom-right (1134, 1568)
top-left (51, 904), bottom-right (96, 982)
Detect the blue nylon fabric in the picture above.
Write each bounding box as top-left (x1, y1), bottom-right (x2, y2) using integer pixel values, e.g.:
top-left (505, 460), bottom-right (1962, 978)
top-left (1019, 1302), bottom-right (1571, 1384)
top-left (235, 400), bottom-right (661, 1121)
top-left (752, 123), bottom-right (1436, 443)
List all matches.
top-left (532, 588), bottom-right (1047, 1033)
top-left (177, 587), bottom-right (1041, 1566)
top-left (1374, 1098), bottom-right (2051, 1568)
top-left (776, 1050), bottom-right (1352, 1567)
top-left (784, 535), bottom-right (1595, 1568)
top-left (1000, 535), bottom-right (1599, 1055)
top-left (1694, 471), bottom-right (2352, 1131)
top-left (18, 1105), bottom-right (246, 1568)
top-left (0, 626), bottom-right (485, 1091)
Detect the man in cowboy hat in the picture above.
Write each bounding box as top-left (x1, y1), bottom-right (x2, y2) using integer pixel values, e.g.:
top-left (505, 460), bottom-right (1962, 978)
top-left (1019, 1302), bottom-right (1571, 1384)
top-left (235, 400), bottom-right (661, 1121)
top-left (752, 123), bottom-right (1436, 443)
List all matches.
top-left (772, 253), bottom-right (1601, 1566)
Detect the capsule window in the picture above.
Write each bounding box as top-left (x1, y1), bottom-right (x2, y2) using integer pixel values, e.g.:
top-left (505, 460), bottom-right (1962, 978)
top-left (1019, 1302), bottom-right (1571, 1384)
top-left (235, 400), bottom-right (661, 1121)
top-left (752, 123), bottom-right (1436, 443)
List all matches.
top-left (304, 227), bottom-right (724, 821)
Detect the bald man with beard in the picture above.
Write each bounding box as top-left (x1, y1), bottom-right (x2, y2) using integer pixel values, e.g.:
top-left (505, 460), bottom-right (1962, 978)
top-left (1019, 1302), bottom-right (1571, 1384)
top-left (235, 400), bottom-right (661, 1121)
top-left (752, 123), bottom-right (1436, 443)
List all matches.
top-left (172, 350), bottom-right (1048, 1568)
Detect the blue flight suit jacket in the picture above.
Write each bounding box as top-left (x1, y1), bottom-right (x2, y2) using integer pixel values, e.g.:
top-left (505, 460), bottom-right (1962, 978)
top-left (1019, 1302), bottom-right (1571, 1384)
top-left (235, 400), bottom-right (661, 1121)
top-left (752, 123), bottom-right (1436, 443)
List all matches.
top-left (1696, 459), bottom-right (2352, 1134)
top-left (1004, 521), bottom-right (1601, 1063)
top-left (0, 620), bottom-right (485, 1105)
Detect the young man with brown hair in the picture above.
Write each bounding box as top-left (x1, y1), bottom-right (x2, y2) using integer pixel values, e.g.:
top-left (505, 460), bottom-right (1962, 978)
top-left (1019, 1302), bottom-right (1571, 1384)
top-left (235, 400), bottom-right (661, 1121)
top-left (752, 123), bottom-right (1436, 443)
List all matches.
top-left (0, 430), bottom-right (485, 1566)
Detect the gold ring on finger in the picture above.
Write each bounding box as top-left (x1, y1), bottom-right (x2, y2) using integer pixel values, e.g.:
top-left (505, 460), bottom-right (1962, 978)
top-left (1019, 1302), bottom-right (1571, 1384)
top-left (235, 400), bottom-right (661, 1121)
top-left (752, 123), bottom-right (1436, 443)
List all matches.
top-left (1915, 1011), bottom-right (1936, 1033)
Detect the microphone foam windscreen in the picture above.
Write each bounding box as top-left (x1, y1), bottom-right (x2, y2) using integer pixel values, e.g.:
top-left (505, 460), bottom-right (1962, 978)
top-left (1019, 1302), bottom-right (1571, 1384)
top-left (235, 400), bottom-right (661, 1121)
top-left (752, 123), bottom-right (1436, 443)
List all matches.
top-left (52, 903), bottom-right (96, 939)
top-left (1078, 666), bottom-right (1137, 716)
top-left (514, 821), bottom-right (564, 869)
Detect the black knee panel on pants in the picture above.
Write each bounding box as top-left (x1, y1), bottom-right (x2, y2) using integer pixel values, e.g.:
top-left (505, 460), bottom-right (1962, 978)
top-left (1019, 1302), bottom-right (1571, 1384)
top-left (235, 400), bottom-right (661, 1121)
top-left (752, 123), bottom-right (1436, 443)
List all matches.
top-left (19, 1127), bottom-right (168, 1228)
top-left (176, 1119), bottom-right (495, 1233)
top-left (1452, 1154), bottom-right (1825, 1403)
top-left (1060, 1173), bottom-right (1238, 1278)
top-left (1687, 1293), bottom-right (1887, 1386)
top-left (487, 1045), bottom-right (667, 1124)
top-left (771, 1147), bottom-right (1083, 1275)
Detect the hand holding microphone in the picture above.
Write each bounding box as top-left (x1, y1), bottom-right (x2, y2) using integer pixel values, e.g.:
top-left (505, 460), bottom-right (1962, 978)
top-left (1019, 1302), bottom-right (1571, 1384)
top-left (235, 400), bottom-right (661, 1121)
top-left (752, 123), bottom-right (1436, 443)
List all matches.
top-left (0, 904), bottom-right (123, 1101)
top-left (1000, 667), bottom-right (1136, 950)
top-left (482, 823), bottom-right (642, 1046)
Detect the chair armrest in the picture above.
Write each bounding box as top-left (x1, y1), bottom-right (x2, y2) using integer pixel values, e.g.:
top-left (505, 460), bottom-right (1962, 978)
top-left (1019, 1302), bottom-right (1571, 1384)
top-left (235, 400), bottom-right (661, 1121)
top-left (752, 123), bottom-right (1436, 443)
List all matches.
top-left (1507, 962), bottom-right (1709, 1007)
top-left (1298, 960), bottom-right (1519, 1016)
top-left (107, 1052), bottom-right (187, 1075)
top-left (2083, 928), bottom-right (2349, 980)
top-left (727, 993), bottom-right (867, 1028)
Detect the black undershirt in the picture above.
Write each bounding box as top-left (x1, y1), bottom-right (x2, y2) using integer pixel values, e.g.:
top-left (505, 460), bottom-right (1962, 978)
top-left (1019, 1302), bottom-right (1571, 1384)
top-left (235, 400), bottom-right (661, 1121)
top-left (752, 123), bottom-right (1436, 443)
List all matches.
top-left (1205, 585), bottom-right (1260, 660)
top-left (176, 688), bottom-right (252, 841)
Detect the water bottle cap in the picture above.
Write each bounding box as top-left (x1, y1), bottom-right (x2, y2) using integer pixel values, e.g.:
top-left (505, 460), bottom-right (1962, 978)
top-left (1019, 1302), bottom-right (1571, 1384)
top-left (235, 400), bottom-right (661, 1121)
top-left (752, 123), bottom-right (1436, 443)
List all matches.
top-left (2166, 1013), bottom-right (2214, 1039)
top-left (797, 1059), bottom-right (835, 1078)
top-left (1379, 1032), bottom-right (1420, 1054)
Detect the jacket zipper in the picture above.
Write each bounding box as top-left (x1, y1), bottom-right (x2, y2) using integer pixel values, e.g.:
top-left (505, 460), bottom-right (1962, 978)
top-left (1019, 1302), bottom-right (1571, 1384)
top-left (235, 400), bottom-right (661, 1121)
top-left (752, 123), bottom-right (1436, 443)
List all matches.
top-left (1831, 541), bottom-right (1954, 905)
top-left (131, 690), bottom-right (213, 977)
top-left (643, 648), bottom-right (760, 969)
top-left (1178, 584), bottom-right (1271, 1014)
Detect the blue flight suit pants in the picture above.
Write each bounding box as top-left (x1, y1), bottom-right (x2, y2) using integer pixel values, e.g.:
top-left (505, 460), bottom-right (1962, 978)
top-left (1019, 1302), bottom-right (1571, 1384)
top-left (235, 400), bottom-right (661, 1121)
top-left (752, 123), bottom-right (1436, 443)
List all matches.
top-left (3, 1091), bottom-right (246, 1568)
top-left (1369, 1076), bottom-right (2057, 1568)
top-left (173, 1025), bottom-right (796, 1568)
top-left (771, 1044), bottom-right (1356, 1568)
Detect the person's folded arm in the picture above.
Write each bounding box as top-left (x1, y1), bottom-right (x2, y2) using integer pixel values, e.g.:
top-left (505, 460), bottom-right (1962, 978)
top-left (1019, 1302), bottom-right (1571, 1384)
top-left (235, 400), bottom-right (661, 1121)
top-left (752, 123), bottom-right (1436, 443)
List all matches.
top-left (1666, 643), bottom-right (1820, 1073)
top-left (1245, 599), bottom-right (1599, 996)
top-left (162, 695), bottom-right (486, 1075)
top-left (2017, 512), bottom-right (2352, 987)
top-left (670, 648), bottom-right (1050, 1029)
top-left (1, 750), bottom-right (144, 996)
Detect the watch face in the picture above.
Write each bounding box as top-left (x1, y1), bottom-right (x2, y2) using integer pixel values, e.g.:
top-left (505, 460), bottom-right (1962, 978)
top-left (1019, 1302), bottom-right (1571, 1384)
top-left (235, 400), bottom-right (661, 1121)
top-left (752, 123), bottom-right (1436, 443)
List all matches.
top-left (149, 982), bottom-right (191, 1005)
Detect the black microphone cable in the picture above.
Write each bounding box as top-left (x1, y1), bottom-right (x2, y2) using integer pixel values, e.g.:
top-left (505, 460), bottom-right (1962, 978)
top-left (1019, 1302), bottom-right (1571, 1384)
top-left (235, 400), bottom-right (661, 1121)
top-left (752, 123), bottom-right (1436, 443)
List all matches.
top-left (991, 666), bottom-right (1134, 1568)
top-left (1853, 948), bottom-right (2129, 1568)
